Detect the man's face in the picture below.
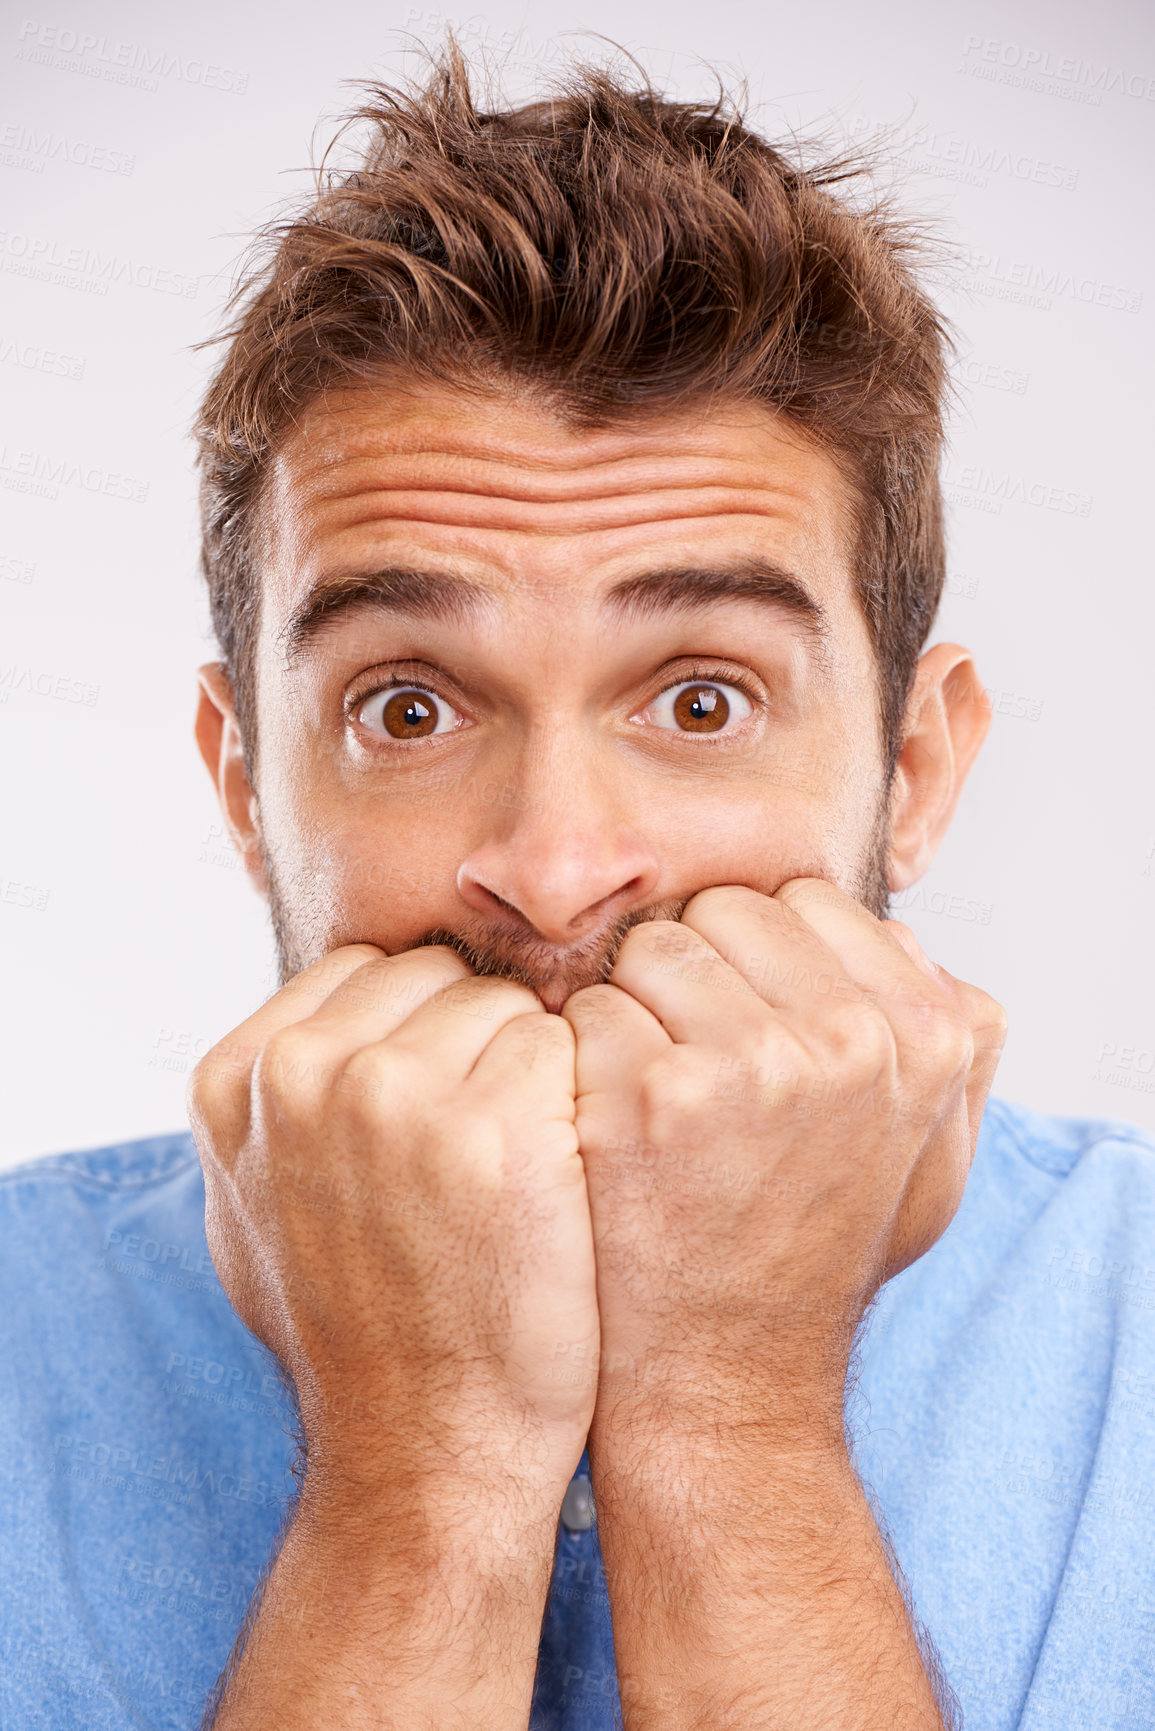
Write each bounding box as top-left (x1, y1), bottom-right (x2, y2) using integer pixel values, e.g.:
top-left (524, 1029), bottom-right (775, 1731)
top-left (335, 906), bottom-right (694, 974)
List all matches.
top-left (245, 381), bottom-right (893, 1012)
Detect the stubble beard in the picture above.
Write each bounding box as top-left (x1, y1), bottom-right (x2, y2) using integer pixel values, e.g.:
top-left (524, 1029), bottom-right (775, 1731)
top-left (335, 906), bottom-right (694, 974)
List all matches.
top-left (259, 794), bottom-right (894, 1004)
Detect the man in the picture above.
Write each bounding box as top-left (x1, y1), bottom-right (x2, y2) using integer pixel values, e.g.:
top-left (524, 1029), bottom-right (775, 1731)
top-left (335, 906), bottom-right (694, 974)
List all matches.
top-left (3, 42), bottom-right (1153, 1731)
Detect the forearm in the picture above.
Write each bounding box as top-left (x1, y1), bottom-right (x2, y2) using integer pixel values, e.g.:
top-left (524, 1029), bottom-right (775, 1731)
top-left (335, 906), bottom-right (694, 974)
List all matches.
top-left (203, 1473), bottom-right (560, 1730)
top-left (591, 1433), bottom-right (955, 1731)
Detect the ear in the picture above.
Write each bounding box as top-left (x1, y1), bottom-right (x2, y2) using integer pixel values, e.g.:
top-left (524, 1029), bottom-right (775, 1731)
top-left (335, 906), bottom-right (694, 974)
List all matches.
top-left (887, 642), bottom-right (991, 893)
top-left (194, 663), bottom-right (268, 898)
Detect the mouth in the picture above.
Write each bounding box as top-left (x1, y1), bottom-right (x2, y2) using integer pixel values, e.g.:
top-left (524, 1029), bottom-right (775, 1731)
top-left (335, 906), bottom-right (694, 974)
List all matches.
top-left (409, 896), bottom-right (690, 1017)
top-left (412, 929), bottom-right (618, 1016)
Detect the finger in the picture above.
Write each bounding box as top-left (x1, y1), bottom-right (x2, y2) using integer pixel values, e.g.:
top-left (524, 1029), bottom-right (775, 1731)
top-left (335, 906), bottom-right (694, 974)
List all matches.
top-left (366, 972), bottom-right (547, 1082)
top-left (884, 918), bottom-right (941, 982)
top-left (882, 920), bottom-right (1006, 1124)
top-left (931, 964), bottom-right (1009, 1134)
top-left (761, 880), bottom-right (996, 1108)
top-left (188, 944), bottom-right (394, 1143)
top-left (562, 983), bottom-right (671, 1099)
top-left (605, 914), bottom-right (815, 1052)
top-left (245, 948), bottom-right (480, 1138)
top-left (748, 879), bottom-right (957, 1046)
top-left (672, 884), bottom-right (875, 1030)
top-left (764, 880), bottom-right (938, 1001)
top-left (467, 1011), bottom-right (582, 1162)
top-left (284, 947), bottom-right (474, 1068)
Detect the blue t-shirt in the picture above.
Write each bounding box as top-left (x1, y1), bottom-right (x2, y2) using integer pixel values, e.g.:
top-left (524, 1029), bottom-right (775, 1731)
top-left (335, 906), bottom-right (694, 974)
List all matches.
top-left (2, 1096), bottom-right (1154, 1729)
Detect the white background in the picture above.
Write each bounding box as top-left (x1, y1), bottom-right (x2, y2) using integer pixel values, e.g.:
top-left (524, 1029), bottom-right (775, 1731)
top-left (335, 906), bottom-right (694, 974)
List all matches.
top-left (2, 0), bottom-right (1153, 1168)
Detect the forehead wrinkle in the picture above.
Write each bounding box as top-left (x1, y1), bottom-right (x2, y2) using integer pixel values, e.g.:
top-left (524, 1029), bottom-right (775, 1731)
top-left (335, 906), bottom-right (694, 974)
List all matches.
top-left (302, 449), bottom-right (814, 500)
top-left (329, 482), bottom-right (817, 535)
top-left (275, 413), bottom-right (826, 508)
top-left (300, 489), bottom-right (820, 552)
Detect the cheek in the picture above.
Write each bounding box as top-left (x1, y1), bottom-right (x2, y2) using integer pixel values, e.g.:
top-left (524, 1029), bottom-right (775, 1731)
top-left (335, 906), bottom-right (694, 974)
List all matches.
top-left (265, 775), bottom-right (475, 946)
top-left (643, 773), bottom-right (823, 887)
top-left (644, 730), bottom-right (883, 895)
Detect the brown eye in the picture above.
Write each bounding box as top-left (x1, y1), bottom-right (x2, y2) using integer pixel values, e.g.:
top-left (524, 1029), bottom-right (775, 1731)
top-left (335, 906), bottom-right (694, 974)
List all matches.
top-left (382, 691), bottom-right (437, 737)
top-left (357, 686), bottom-right (460, 742)
top-left (673, 684), bottom-right (729, 732)
top-left (644, 678), bottom-right (753, 736)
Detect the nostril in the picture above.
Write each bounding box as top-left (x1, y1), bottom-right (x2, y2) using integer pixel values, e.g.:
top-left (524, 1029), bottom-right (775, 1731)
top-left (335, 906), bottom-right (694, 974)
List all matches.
top-left (482, 886), bottom-right (522, 917)
top-left (573, 877), bottom-right (643, 933)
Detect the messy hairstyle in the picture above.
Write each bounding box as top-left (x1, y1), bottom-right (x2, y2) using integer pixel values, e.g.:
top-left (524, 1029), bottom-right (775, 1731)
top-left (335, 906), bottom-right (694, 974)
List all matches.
top-left (195, 41), bottom-right (951, 779)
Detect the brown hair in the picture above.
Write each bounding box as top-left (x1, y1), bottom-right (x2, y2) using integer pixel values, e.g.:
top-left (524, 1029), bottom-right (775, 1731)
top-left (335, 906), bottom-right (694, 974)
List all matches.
top-left (195, 42), bottom-right (951, 779)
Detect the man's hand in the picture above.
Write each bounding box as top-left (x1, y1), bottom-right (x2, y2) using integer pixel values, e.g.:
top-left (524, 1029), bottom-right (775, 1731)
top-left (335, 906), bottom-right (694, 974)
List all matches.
top-left (564, 877), bottom-right (1005, 1433)
top-left (562, 878), bottom-right (1007, 1729)
top-left (187, 945), bottom-right (599, 1729)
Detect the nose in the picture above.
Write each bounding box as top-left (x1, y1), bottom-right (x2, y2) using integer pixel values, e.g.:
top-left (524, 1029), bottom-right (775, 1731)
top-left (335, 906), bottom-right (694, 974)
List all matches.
top-left (455, 754), bottom-right (661, 947)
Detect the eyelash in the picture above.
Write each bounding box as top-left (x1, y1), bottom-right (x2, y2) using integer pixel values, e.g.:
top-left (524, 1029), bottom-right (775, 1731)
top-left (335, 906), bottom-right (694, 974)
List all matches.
top-left (670, 662), bottom-right (762, 711)
top-left (347, 663), bottom-right (765, 743)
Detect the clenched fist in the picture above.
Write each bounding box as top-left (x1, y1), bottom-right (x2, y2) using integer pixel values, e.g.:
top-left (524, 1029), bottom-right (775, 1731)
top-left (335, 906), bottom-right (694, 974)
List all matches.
top-left (562, 879), bottom-right (1008, 1450)
top-left (187, 945), bottom-right (599, 1518)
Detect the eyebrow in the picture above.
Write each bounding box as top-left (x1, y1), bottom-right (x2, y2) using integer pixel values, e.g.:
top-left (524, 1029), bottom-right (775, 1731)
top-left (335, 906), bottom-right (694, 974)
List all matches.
top-left (279, 569), bottom-right (491, 665)
top-left (279, 559), bottom-right (831, 668)
top-left (604, 562), bottom-right (830, 660)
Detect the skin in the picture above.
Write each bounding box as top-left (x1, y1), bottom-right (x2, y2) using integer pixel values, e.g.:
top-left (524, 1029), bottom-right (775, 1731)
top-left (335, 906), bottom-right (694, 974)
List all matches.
top-left (191, 379), bottom-right (1005, 1730)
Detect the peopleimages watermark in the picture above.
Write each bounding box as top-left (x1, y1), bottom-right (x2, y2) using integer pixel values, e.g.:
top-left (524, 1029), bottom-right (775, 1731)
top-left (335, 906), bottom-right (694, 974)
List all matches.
top-left (0, 334), bottom-right (84, 380)
top-left (149, 1027), bottom-right (213, 1076)
top-left (945, 570), bottom-right (981, 600)
top-left (954, 355), bottom-right (1029, 397)
top-left (0, 875), bottom-right (51, 912)
top-left (0, 445), bottom-right (148, 504)
top-left (889, 885), bottom-right (994, 925)
top-left (0, 121), bottom-right (134, 176)
top-left (14, 20), bottom-right (249, 95)
top-left (960, 34), bottom-right (1155, 105)
top-left (939, 251), bottom-right (1142, 316)
top-left (0, 662), bottom-right (99, 706)
top-left (845, 114), bottom-right (1079, 192)
top-left (398, 9), bottom-right (569, 75)
top-left (943, 463), bottom-right (1092, 520)
top-left (0, 231), bottom-right (200, 300)
top-left (1093, 1041), bottom-right (1155, 1096)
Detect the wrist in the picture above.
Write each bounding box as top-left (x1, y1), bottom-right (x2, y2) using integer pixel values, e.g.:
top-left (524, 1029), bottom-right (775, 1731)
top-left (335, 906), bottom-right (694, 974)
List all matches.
top-left (296, 1386), bottom-right (589, 1523)
top-left (207, 1456), bottom-right (562, 1729)
top-left (589, 1371), bottom-right (851, 1476)
top-left (296, 1446), bottom-right (571, 1580)
top-left (590, 1419), bottom-right (855, 1530)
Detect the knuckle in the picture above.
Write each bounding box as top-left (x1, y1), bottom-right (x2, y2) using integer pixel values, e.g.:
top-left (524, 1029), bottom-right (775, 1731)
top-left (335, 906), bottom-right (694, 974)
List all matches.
top-left (563, 982), bottom-right (621, 1027)
top-left (640, 1047), bottom-right (717, 1117)
top-left (744, 1022), bottom-right (802, 1083)
top-left (330, 942), bottom-right (389, 968)
top-left (626, 924), bottom-right (716, 983)
top-left (339, 1042), bottom-right (399, 1104)
top-left (295, 945), bottom-right (383, 1001)
top-left (499, 1008), bottom-right (573, 1062)
top-left (186, 1054), bottom-right (220, 1119)
top-left (824, 1003), bottom-right (896, 1077)
top-left (964, 982), bottom-right (1009, 1044)
top-left (776, 876), bottom-right (847, 914)
top-left (255, 1025), bottom-right (324, 1098)
top-left (625, 918), bottom-right (695, 956)
top-left (437, 974), bottom-right (536, 1021)
top-left (186, 1035), bottom-right (249, 1122)
top-left (915, 1006), bottom-right (973, 1076)
top-left (683, 884), bottom-right (755, 923)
